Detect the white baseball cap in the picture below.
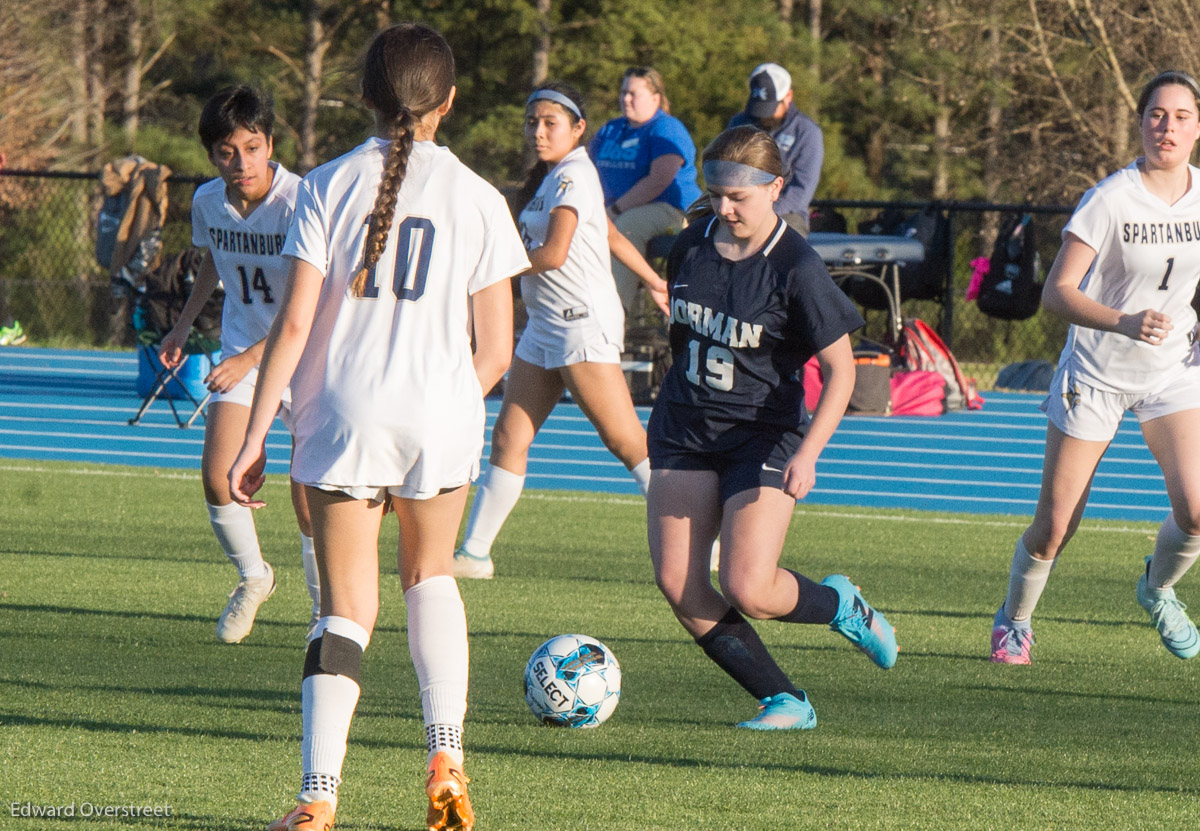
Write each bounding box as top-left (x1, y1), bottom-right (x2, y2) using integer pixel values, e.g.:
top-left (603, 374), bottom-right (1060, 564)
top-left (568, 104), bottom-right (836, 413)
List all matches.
top-left (746, 63), bottom-right (792, 118)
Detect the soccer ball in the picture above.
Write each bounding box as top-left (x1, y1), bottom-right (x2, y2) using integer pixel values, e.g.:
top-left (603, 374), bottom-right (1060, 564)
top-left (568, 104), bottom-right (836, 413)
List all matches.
top-left (523, 634), bottom-right (621, 728)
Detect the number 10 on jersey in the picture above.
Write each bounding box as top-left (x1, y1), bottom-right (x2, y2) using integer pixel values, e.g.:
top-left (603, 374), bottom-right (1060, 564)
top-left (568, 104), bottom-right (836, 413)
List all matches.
top-left (361, 216), bottom-right (435, 301)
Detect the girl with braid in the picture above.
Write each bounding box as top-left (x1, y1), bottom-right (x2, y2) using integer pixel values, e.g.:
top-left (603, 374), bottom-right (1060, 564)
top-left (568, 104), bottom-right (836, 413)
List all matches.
top-left (647, 126), bottom-right (896, 730)
top-left (229, 23), bottom-right (527, 831)
top-left (453, 81), bottom-right (668, 579)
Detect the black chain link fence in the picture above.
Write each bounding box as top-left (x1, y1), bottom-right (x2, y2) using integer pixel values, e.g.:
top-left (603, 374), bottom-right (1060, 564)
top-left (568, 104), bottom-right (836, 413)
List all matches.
top-left (0, 169), bottom-right (206, 348)
top-left (0, 169), bottom-right (1073, 388)
top-left (807, 199), bottom-right (1073, 389)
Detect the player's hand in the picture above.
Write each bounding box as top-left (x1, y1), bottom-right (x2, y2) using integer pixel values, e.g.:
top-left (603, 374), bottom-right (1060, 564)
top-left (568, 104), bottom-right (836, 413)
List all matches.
top-left (646, 276), bottom-right (670, 316)
top-left (781, 450), bottom-right (818, 500)
top-left (205, 351), bottom-right (256, 393)
top-left (158, 327), bottom-right (188, 368)
top-left (1118, 308), bottom-right (1173, 345)
top-left (229, 443), bottom-right (268, 508)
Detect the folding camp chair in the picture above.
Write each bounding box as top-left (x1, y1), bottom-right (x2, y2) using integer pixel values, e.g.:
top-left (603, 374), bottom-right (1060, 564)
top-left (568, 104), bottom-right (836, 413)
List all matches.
top-left (126, 248), bottom-right (223, 428)
top-left (128, 330), bottom-right (219, 428)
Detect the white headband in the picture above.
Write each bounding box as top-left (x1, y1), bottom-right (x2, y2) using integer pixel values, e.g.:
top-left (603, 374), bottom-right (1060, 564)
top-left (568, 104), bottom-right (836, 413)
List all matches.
top-left (703, 160), bottom-right (778, 187)
top-left (526, 89), bottom-right (582, 120)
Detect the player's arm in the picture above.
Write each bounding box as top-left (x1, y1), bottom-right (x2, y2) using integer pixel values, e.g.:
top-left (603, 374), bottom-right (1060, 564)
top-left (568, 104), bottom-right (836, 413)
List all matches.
top-left (470, 277), bottom-right (514, 397)
top-left (229, 258), bottom-right (323, 507)
top-left (607, 217), bottom-right (668, 314)
top-left (204, 337), bottom-right (267, 394)
top-left (609, 154), bottom-right (682, 215)
top-left (519, 206), bottom-right (577, 275)
top-left (1043, 232), bottom-right (1172, 344)
top-left (159, 250), bottom-right (219, 368)
top-left (782, 333), bottom-right (854, 500)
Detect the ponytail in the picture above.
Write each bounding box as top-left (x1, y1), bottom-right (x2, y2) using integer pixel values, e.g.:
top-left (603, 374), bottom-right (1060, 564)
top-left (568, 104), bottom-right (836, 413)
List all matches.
top-left (351, 108), bottom-right (418, 297)
top-left (512, 160), bottom-right (550, 220)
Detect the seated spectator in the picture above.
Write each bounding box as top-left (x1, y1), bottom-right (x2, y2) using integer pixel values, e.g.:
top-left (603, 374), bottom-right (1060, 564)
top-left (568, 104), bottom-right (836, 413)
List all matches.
top-left (728, 62), bottom-right (824, 235)
top-left (589, 66), bottom-right (701, 313)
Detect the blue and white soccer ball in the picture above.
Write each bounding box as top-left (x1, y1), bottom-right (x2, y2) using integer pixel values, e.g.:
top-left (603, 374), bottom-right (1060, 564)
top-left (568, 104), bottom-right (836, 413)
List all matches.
top-left (523, 634), bottom-right (621, 728)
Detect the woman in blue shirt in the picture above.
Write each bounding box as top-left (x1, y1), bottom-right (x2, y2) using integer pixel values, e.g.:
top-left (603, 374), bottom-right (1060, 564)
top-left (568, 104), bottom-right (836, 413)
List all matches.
top-left (589, 66), bottom-right (701, 313)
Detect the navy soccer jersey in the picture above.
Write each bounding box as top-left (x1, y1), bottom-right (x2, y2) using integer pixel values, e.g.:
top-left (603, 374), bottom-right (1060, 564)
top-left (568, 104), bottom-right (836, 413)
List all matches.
top-left (650, 216), bottom-right (863, 451)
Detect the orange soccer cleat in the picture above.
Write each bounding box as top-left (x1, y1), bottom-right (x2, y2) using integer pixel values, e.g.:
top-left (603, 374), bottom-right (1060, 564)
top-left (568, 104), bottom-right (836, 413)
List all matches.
top-left (266, 799), bottom-right (335, 831)
top-left (425, 752), bottom-right (474, 831)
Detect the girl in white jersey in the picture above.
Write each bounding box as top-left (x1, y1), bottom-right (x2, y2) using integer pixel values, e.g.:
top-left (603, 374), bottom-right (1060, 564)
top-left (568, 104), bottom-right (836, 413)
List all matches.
top-left (228, 24), bottom-right (526, 831)
top-left (991, 71), bottom-right (1200, 665)
top-left (453, 81), bottom-right (669, 579)
top-left (160, 85), bottom-right (319, 645)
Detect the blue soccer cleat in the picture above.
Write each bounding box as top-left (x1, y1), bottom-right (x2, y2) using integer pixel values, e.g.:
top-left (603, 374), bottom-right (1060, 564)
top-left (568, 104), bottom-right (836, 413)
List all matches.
top-left (736, 691), bottom-right (817, 731)
top-left (1137, 557), bottom-right (1200, 659)
top-left (822, 574), bottom-right (898, 669)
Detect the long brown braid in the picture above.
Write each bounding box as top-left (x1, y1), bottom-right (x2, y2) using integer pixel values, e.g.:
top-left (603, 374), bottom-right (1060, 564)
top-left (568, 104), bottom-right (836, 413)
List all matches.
top-left (350, 23), bottom-right (455, 297)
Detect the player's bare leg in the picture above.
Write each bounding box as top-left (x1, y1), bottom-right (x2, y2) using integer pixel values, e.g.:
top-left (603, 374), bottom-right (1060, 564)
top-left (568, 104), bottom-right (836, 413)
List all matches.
top-left (393, 486), bottom-right (476, 830)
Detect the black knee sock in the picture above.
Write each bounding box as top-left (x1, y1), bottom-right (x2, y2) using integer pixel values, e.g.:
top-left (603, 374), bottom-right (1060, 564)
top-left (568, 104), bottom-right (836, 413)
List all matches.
top-left (774, 570), bottom-right (839, 625)
top-left (694, 608), bottom-right (798, 701)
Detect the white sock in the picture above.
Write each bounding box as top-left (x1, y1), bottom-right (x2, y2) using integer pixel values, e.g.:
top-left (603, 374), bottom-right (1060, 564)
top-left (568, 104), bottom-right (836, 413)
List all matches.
top-left (301, 533), bottom-right (320, 615)
top-left (629, 458), bottom-right (651, 497)
top-left (405, 576), bottom-right (468, 765)
top-left (1003, 538), bottom-right (1056, 623)
top-left (299, 616), bottom-right (371, 810)
top-left (207, 501), bottom-right (266, 579)
top-left (1148, 514), bottom-right (1200, 589)
top-left (460, 466), bottom-right (525, 558)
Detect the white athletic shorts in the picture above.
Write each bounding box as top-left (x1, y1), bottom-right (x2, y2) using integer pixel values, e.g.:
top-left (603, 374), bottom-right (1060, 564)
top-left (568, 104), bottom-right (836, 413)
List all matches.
top-left (1041, 361), bottom-right (1200, 441)
top-left (211, 367), bottom-right (295, 433)
top-left (515, 308), bottom-right (623, 369)
top-left (308, 464), bottom-right (477, 503)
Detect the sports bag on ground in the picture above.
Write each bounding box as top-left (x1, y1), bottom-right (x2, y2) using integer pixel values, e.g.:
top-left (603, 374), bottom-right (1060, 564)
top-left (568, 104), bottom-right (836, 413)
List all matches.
top-left (893, 318), bottom-right (983, 412)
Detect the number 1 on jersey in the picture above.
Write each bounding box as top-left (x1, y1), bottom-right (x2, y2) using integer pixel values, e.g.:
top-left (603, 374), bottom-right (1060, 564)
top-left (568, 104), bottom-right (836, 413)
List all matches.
top-left (1159, 257), bottom-right (1175, 291)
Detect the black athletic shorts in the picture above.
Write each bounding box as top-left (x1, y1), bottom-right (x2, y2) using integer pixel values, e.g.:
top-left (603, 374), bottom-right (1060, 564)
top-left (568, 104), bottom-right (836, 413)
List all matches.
top-left (649, 422), bottom-right (804, 504)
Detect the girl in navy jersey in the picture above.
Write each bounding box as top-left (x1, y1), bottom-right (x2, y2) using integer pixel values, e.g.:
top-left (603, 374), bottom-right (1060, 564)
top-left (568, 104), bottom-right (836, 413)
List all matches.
top-left (990, 71), bottom-right (1200, 665)
top-left (647, 126), bottom-right (897, 730)
top-left (454, 81), bottom-right (668, 579)
top-left (229, 23), bottom-right (527, 831)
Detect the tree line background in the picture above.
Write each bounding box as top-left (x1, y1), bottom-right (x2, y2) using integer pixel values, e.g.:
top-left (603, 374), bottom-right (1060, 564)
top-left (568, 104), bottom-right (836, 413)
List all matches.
top-left (7, 0), bottom-right (1200, 208)
top-left (2, 0), bottom-right (1200, 370)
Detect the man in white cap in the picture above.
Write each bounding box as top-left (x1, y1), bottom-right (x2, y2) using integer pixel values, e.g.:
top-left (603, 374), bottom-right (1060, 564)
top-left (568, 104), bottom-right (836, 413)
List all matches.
top-left (728, 62), bottom-right (824, 235)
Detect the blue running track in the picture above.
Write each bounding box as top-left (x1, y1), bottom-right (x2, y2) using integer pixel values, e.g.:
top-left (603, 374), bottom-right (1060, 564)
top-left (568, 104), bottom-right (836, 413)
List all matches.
top-left (0, 347), bottom-right (1170, 522)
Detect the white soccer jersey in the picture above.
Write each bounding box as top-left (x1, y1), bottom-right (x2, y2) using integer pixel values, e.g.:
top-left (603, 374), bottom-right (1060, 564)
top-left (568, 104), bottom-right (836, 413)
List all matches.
top-left (517, 146), bottom-right (624, 331)
top-left (191, 162), bottom-right (301, 357)
top-left (283, 138), bottom-right (529, 494)
top-left (1060, 161), bottom-right (1200, 393)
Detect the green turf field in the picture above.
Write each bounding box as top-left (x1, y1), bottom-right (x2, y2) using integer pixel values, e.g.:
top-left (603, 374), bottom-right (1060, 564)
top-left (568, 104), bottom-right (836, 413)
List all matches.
top-left (3, 460), bottom-right (1198, 830)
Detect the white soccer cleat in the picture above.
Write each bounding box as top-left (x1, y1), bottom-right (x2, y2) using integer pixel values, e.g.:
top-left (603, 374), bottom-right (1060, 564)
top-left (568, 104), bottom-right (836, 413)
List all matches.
top-left (216, 562), bottom-right (276, 643)
top-left (452, 548), bottom-right (494, 580)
